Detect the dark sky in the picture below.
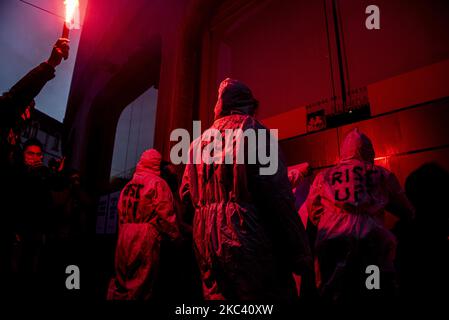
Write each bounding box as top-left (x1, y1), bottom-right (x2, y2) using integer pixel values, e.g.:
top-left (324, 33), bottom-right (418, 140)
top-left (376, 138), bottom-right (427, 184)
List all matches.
top-left (0, 0), bottom-right (87, 122)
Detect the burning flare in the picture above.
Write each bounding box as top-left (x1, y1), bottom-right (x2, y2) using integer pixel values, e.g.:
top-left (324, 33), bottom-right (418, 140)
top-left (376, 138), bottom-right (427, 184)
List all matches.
top-left (64, 0), bottom-right (80, 29)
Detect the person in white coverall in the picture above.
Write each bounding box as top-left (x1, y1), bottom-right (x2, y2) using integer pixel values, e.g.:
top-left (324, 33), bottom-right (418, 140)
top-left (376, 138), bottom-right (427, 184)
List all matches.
top-left (180, 78), bottom-right (312, 300)
top-left (302, 128), bottom-right (414, 303)
top-left (107, 149), bottom-right (181, 300)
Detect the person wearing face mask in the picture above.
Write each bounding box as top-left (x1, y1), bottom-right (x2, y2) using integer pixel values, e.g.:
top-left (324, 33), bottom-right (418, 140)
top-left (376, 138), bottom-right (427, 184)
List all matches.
top-left (0, 39), bottom-right (69, 283)
top-left (0, 38), bottom-right (69, 169)
top-left (7, 138), bottom-right (54, 297)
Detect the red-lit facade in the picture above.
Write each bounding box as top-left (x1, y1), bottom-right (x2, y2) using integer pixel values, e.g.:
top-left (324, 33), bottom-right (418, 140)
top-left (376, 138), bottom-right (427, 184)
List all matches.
top-left (65, 0), bottom-right (449, 197)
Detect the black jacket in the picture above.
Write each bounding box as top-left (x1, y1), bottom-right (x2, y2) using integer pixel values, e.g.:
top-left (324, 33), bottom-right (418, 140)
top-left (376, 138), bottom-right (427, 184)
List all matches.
top-left (0, 62), bottom-right (55, 166)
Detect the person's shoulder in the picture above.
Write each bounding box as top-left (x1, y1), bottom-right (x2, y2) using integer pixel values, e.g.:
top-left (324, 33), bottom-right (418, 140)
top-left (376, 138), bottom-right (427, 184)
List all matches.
top-left (145, 175), bottom-right (173, 200)
top-left (313, 169), bottom-right (327, 184)
top-left (242, 115), bottom-right (266, 130)
top-left (373, 163), bottom-right (394, 177)
top-left (139, 173), bottom-right (168, 188)
top-left (153, 174), bottom-right (171, 189)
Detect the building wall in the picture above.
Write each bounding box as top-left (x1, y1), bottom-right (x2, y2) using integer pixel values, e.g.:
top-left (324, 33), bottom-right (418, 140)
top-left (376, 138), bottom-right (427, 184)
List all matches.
top-left (198, 0), bottom-right (449, 190)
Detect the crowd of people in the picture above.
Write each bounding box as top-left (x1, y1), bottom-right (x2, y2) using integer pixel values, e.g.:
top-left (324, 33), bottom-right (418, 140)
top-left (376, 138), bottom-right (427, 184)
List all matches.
top-left (107, 78), bottom-right (448, 303)
top-left (1, 39), bottom-right (447, 303)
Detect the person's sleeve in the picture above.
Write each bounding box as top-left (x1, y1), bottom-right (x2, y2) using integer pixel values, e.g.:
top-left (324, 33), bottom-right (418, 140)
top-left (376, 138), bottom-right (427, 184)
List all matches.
top-left (304, 173), bottom-right (326, 227)
top-left (179, 164), bottom-right (192, 204)
top-left (179, 144), bottom-right (199, 206)
top-left (289, 162), bottom-right (310, 190)
top-left (153, 180), bottom-right (181, 241)
top-left (385, 171), bottom-right (415, 220)
top-left (0, 62), bottom-right (55, 121)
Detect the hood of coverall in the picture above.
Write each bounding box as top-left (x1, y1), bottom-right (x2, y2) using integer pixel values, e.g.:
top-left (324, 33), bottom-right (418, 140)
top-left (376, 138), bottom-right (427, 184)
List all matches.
top-left (134, 149), bottom-right (161, 177)
top-left (214, 78), bottom-right (259, 120)
top-left (340, 128), bottom-right (375, 163)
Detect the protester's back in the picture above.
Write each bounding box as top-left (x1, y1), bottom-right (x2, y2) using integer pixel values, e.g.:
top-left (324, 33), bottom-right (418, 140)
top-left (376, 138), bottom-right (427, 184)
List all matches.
top-left (304, 128), bottom-right (414, 302)
top-left (180, 78), bottom-right (312, 300)
top-left (108, 149), bottom-right (180, 300)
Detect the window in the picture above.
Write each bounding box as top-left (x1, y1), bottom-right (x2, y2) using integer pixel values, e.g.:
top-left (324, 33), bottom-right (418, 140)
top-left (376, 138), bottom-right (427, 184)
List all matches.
top-left (110, 87), bottom-right (158, 180)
